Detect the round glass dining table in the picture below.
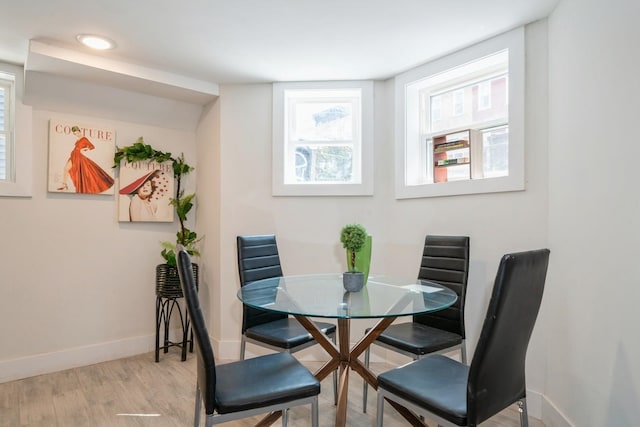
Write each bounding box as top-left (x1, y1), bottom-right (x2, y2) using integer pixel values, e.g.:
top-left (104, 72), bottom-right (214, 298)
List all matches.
top-left (238, 273), bottom-right (458, 427)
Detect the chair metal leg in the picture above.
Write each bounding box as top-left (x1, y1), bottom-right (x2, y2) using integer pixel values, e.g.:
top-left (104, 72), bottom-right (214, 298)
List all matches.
top-left (179, 303), bottom-right (189, 361)
top-left (194, 384), bottom-right (202, 427)
top-left (461, 339), bottom-right (468, 364)
top-left (282, 408), bottom-right (288, 427)
top-left (363, 345), bottom-right (370, 412)
top-left (240, 335), bottom-right (246, 360)
top-left (311, 396), bottom-right (319, 427)
top-left (375, 390), bottom-right (385, 427)
top-left (155, 296), bottom-right (162, 362)
top-left (518, 399), bottom-right (529, 427)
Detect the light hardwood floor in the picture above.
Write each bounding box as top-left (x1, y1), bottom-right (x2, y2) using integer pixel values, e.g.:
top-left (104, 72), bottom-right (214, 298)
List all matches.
top-left (0, 350), bottom-right (545, 427)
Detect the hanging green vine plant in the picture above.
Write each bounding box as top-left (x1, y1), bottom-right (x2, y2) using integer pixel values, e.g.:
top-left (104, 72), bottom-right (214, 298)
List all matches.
top-left (114, 137), bottom-right (200, 266)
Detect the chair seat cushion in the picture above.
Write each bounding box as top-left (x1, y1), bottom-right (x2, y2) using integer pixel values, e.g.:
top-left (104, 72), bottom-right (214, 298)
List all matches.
top-left (215, 352), bottom-right (320, 414)
top-left (373, 322), bottom-right (462, 355)
top-left (378, 354), bottom-right (468, 425)
top-left (245, 318), bottom-right (336, 349)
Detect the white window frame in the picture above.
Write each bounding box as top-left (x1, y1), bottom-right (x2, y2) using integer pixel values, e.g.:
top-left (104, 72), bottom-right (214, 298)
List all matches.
top-left (273, 81), bottom-right (373, 196)
top-left (394, 27), bottom-right (525, 199)
top-left (0, 63), bottom-right (32, 198)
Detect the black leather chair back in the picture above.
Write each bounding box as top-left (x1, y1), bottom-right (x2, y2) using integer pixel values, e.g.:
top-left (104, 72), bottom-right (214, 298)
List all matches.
top-left (467, 249), bottom-right (550, 425)
top-left (177, 247), bottom-right (217, 415)
top-left (237, 235), bottom-right (287, 332)
top-left (414, 235), bottom-right (470, 337)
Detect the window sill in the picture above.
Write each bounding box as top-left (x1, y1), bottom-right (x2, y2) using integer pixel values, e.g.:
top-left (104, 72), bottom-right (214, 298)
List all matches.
top-left (395, 173), bottom-right (524, 199)
top-left (273, 182), bottom-right (373, 197)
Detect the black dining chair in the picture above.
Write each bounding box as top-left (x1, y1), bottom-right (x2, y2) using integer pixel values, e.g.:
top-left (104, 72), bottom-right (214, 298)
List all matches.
top-left (363, 235), bottom-right (470, 412)
top-left (237, 234), bottom-right (338, 402)
top-left (375, 248), bottom-right (550, 427)
top-left (176, 246), bottom-right (321, 427)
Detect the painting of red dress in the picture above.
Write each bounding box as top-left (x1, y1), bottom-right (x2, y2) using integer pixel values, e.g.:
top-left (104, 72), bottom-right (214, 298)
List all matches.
top-left (117, 160), bottom-right (174, 222)
top-left (48, 120), bottom-right (115, 194)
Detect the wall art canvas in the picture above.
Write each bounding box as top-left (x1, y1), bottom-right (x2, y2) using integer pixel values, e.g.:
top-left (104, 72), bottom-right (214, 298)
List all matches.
top-left (48, 120), bottom-right (116, 194)
top-left (117, 160), bottom-right (174, 222)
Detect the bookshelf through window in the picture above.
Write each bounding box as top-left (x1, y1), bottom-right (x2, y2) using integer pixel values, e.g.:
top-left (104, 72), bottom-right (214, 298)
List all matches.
top-left (432, 129), bottom-right (482, 183)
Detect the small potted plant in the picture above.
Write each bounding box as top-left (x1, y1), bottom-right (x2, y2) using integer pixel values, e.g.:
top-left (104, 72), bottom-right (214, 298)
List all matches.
top-left (340, 223), bottom-right (368, 292)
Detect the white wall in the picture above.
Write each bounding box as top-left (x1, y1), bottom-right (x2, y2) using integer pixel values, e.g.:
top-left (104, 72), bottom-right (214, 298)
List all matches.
top-left (545, 0), bottom-right (640, 425)
top-left (0, 75), bottom-right (200, 382)
top-left (206, 21), bottom-right (550, 407)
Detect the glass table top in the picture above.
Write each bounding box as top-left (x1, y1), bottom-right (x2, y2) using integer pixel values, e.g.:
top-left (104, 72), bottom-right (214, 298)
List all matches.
top-left (237, 273), bottom-right (458, 319)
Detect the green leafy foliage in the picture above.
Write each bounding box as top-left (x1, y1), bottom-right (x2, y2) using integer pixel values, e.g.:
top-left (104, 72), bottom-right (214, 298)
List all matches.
top-left (171, 192), bottom-right (195, 222)
top-left (113, 137), bottom-right (200, 266)
top-left (340, 223), bottom-right (367, 272)
top-left (113, 137), bottom-right (172, 167)
top-left (172, 154), bottom-right (193, 178)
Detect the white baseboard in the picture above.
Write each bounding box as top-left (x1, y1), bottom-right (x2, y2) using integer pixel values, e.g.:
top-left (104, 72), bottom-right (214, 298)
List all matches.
top-left (542, 394), bottom-right (575, 427)
top-left (0, 334), bottom-right (156, 383)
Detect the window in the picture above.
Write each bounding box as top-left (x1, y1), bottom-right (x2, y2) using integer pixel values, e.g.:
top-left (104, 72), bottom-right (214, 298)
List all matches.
top-left (423, 57), bottom-right (509, 182)
top-left (0, 72), bottom-right (14, 181)
top-left (395, 27), bottom-right (524, 199)
top-left (273, 81), bottom-right (373, 196)
top-left (0, 63), bottom-right (32, 197)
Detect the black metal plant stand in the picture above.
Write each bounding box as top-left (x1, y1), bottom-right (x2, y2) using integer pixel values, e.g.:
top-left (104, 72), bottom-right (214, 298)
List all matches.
top-left (155, 263), bottom-right (198, 362)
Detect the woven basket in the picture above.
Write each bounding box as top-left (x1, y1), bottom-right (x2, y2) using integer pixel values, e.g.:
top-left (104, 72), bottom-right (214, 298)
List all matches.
top-left (156, 263), bottom-right (198, 298)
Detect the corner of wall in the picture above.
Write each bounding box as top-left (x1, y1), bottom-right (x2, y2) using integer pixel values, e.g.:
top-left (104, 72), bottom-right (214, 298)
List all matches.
top-left (542, 394), bottom-right (576, 427)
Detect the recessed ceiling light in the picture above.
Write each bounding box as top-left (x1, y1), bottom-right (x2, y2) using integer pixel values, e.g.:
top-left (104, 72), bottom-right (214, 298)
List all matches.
top-left (76, 34), bottom-right (116, 50)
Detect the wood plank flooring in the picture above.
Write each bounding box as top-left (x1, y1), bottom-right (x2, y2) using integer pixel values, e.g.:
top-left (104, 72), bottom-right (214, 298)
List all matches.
top-left (0, 350), bottom-right (545, 427)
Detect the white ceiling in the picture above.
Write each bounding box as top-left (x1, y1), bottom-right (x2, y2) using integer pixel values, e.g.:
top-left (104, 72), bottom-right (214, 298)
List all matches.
top-left (0, 0), bottom-right (559, 103)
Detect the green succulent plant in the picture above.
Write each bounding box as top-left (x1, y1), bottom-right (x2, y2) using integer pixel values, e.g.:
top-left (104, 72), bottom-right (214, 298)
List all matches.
top-left (340, 223), bottom-right (367, 272)
top-left (114, 137), bottom-right (201, 266)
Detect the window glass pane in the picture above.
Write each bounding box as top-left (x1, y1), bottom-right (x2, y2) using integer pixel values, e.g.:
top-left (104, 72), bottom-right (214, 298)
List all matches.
top-left (429, 73), bottom-right (508, 134)
top-left (0, 134), bottom-right (5, 180)
top-left (478, 80), bottom-right (491, 110)
top-left (0, 86), bottom-right (5, 130)
top-left (452, 89), bottom-right (464, 116)
top-left (291, 101), bottom-right (353, 142)
top-left (293, 145), bottom-right (353, 182)
top-left (274, 81), bottom-right (373, 196)
top-left (431, 95), bottom-right (441, 121)
top-left (0, 85), bottom-right (6, 180)
top-left (482, 126), bottom-right (509, 177)
top-left (282, 87), bottom-right (363, 186)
